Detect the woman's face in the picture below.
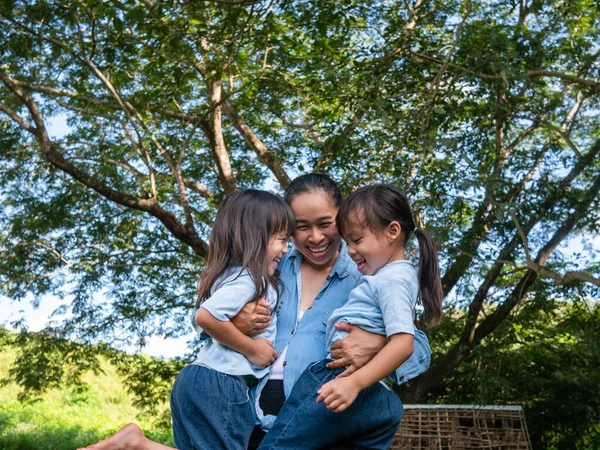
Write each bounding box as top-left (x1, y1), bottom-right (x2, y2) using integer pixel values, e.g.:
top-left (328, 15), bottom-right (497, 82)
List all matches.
top-left (289, 190), bottom-right (342, 270)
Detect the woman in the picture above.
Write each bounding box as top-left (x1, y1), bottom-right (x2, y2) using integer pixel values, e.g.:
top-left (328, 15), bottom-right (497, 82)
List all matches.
top-left (80, 174), bottom-right (431, 450)
top-left (239, 174), bottom-right (430, 449)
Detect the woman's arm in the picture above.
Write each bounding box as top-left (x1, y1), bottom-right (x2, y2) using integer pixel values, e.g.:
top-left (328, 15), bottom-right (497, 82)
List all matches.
top-left (317, 333), bottom-right (414, 412)
top-left (196, 308), bottom-right (278, 368)
top-left (325, 322), bottom-right (387, 376)
top-left (230, 298), bottom-right (272, 336)
top-left (326, 323), bottom-right (431, 382)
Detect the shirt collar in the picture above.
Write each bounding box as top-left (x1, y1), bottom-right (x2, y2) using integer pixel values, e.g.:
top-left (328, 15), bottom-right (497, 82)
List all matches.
top-left (288, 241), bottom-right (352, 279)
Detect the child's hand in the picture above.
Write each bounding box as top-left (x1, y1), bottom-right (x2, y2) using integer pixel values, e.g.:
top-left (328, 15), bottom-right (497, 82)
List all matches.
top-left (247, 338), bottom-right (278, 368)
top-left (316, 377), bottom-right (361, 413)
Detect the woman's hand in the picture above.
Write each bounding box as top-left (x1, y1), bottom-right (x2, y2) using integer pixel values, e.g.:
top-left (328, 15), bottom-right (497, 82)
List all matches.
top-left (326, 322), bottom-right (388, 377)
top-left (231, 298), bottom-right (272, 336)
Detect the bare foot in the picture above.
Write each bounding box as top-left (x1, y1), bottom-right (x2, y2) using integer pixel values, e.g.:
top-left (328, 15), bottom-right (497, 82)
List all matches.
top-left (77, 423), bottom-right (147, 450)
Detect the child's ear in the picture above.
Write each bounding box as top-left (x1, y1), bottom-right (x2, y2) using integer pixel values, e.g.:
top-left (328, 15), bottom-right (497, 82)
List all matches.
top-left (386, 221), bottom-right (402, 240)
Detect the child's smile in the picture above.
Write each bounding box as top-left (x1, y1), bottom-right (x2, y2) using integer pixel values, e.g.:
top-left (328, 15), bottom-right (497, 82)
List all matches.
top-left (342, 212), bottom-right (406, 276)
top-left (267, 232), bottom-right (289, 275)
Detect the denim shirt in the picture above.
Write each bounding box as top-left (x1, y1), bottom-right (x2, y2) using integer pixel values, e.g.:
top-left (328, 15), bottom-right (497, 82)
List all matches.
top-left (253, 243), bottom-right (432, 430)
top-left (272, 244), bottom-right (360, 398)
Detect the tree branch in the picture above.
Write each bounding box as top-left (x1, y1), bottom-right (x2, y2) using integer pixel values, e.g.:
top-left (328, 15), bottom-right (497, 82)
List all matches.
top-left (409, 168), bottom-right (600, 401)
top-left (116, 118), bottom-right (158, 199)
top-left (70, 48), bottom-right (204, 218)
top-left (422, 0), bottom-right (472, 128)
top-left (222, 99), bottom-right (291, 188)
top-left (208, 80), bottom-right (236, 193)
top-left (17, 80), bottom-right (209, 125)
top-left (538, 119), bottom-right (583, 156)
top-left (462, 137), bottom-right (600, 336)
top-left (0, 104), bottom-right (35, 132)
top-left (183, 0), bottom-right (261, 4)
top-left (0, 68), bottom-right (209, 257)
top-left (474, 170), bottom-right (600, 342)
top-left (279, 117), bottom-right (325, 146)
top-left (315, 109), bottom-right (366, 172)
top-left (315, 0), bottom-right (430, 172)
top-left (409, 50), bottom-right (600, 90)
top-left (442, 91), bottom-right (586, 296)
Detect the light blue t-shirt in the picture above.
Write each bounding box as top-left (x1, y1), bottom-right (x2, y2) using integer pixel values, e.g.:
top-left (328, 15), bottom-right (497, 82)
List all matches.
top-left (192, 268), bottom-right (278, 378)
top-left (326, 259), bottom-right (418, 354)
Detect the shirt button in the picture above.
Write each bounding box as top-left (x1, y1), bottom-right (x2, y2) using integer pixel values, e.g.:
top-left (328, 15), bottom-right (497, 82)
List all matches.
top-left (326, 275), bottom-right (331, 280)
top-left (283, 361), bottom-right (287, 366)
top-left (291, 330), bottom-right (295, 334)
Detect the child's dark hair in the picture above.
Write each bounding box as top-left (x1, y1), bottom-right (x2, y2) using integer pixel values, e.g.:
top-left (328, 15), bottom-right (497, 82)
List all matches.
top-left (284, 173), bottom-right (342, 207)
top-left (337, 184), bottom-right (443, 327)
top-left (196, 189), bottom-right (295, 308)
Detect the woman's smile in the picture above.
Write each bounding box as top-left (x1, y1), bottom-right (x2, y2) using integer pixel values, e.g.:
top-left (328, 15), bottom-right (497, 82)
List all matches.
top-left (289, 191), bottom-right (342, 269)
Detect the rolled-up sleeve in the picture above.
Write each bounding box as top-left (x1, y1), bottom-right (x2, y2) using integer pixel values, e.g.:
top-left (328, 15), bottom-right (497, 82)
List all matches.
top-left (201, 273), bottom-right (257, 321)
top-left (391, 327), bottom-right (431, 384)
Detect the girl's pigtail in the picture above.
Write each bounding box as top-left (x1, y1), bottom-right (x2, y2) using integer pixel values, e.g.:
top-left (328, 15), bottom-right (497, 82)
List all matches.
top-left (414, 228), bottom-right (443, 328)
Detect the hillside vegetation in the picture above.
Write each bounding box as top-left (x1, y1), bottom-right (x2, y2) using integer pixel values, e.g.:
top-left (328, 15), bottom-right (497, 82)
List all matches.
top-left (0, 338), bottom-right (174, 450)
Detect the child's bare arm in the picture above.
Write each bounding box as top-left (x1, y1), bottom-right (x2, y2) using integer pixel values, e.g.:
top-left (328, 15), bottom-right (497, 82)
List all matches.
top-left (196, 307), bottom-right (278, 368)
top-left (317, 333), bottom-right (413, 412)
top-left (350, 332), bottom-right (413, 388)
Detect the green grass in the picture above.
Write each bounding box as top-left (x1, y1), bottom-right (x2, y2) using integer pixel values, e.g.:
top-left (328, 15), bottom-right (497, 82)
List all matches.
top-left (0, 346), bottom-right (175, 450)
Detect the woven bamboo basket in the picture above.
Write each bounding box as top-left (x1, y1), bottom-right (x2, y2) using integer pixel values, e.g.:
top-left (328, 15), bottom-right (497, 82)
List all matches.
top-left (390, 405), bottom-right (532, 450)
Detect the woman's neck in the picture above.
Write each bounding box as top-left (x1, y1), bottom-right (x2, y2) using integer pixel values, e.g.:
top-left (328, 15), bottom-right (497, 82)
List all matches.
top-left (298, 251), bottom-right (339, 311)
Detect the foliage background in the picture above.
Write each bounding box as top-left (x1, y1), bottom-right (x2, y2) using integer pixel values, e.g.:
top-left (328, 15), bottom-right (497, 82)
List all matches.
top-left (0, 328), bottom-right (175, 450)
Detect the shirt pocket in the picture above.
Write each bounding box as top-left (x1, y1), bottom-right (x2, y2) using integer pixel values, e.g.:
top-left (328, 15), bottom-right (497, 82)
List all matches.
top-left (312, 310), bottom-right (330, 344)
top-left (313, 328), bottom-right (326, 345)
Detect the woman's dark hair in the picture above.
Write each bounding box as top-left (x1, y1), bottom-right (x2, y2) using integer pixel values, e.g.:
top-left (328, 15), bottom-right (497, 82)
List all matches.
top-left (196, 189), bottom-right (295, 308)
top-left (283, 173), bottom-right (342, 207)
top-left (337, 184), bottom-right (443, 328)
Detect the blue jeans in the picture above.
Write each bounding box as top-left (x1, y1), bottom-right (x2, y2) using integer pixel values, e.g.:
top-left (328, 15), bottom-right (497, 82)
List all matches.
top-left (170, 364), bottom-right (255, 450)
top-left (258, 360), bottom-right (403, 450)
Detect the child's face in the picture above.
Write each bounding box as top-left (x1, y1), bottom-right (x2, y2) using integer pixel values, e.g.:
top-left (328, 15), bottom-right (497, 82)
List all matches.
top-left (343, 213), bottom-right (400, 276)
top-left (267, 232), bottom-right (289, 275)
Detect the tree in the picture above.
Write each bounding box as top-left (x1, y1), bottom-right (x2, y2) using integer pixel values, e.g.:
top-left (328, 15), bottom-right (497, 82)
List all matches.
top-left (412, 301), bottom-right (600, 449)
top-left (1, 0), bottom-right (599, 409)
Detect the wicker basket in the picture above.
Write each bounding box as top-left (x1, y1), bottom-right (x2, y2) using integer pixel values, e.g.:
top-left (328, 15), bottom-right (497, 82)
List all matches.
top-left (390, 405), bottom-right (532, 450)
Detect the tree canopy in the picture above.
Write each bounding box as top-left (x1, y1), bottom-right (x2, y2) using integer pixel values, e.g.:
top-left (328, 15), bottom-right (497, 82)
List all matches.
top-left (1, 0), bottom-right (599, 437)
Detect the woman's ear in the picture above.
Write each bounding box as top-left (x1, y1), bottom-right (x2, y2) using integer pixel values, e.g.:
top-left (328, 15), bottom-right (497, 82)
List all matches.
top-left (385, 221), bottom-right (402, 240)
